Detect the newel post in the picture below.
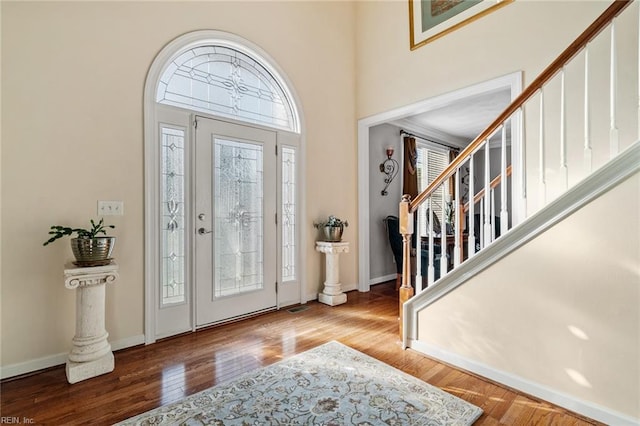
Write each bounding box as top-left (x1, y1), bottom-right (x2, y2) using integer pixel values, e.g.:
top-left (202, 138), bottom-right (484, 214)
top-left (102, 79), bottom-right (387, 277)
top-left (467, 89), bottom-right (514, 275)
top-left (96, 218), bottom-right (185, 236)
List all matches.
top-left (399, 195), bottom-right (414, 338)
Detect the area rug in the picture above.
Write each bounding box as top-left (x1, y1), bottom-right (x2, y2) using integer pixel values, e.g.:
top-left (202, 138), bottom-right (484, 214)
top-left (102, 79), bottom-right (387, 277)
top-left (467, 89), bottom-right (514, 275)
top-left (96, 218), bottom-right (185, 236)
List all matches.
top-left (116, 341), bottom-right (482, 425)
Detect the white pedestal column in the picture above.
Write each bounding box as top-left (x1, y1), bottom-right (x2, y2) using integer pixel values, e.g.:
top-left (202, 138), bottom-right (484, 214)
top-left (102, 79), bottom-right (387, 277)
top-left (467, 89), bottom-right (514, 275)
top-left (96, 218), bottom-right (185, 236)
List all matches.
top-left (64, 262), bottom-right (119, 384)
top-left (315, 241), bottom-right (349, 306)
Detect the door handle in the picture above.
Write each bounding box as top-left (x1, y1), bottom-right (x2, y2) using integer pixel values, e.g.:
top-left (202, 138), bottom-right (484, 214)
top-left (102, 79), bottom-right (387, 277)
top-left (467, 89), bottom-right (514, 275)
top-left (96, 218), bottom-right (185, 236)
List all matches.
top-left (198, 227), bottom-right (213, 235)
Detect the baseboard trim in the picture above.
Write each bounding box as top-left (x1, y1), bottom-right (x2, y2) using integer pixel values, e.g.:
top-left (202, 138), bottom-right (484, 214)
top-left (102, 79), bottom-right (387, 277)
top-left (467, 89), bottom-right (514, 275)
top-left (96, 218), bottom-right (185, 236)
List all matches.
top-left (306, 282), bottom-right (358, 303)
top-left (369, 274), bottom-right (396, 286)
top-left (341, 282), bottom-right (357, 293)
top-left (111, 334), bottom-right (146, 351)
top-left (409, 339), bottom-right (640, 426)
top-left (0, 352), bottom-right (69, 381)
top-left (0, 334), bottom-right (145, 380)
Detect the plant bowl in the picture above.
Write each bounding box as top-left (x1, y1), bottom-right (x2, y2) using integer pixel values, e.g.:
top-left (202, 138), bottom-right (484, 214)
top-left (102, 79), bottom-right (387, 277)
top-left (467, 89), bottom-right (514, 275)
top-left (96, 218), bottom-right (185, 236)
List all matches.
top-left (323, 225), bottom-right (344, 242)
top-left (71, 237), bottom-right (115, 265)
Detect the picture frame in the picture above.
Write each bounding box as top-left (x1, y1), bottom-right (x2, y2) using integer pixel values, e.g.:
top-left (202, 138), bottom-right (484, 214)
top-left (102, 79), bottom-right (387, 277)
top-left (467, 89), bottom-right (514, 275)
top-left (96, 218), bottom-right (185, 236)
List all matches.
top-left (409, 0), bottom-right (513, 50)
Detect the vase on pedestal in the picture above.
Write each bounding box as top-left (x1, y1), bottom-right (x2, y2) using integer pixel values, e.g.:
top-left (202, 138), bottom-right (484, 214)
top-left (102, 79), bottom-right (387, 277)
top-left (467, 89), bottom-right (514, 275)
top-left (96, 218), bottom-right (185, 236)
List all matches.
top-left (323, 225), bottom-right (344, 242)
top-left (314, 215), bottom-right (348, 243)
top-left (71, 237), bottom-right (116, 267)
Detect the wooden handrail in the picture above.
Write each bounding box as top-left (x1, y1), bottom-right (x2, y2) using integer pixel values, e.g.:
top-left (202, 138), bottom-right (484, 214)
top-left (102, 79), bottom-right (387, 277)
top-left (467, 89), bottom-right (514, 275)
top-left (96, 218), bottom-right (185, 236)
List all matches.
top-left (409, 0), bottom-right (633, 214)
top-left (463, 165), bottom-right (512, 213)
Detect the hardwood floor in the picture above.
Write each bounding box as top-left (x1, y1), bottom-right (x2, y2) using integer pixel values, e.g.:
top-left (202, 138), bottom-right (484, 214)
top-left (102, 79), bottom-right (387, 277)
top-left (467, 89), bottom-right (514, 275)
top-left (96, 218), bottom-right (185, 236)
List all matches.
top-left (1, 281), bottom-right (601, 425)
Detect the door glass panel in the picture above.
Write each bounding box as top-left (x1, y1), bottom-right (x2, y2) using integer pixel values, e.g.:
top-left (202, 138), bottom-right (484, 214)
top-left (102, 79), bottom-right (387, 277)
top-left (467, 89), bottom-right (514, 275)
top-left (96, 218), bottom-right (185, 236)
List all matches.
top-left (161, 126), bottom-right (186, 305)
top-left (282, 146), bottom-right (296, 282)
top-left (214, 139), bottom-right (264, 298)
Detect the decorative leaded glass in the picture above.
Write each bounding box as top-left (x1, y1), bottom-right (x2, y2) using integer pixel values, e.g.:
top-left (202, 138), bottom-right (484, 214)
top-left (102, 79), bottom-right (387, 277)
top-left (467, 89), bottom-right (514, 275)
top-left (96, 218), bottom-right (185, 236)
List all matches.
top-left (282, 147), bottom-right (296, 281)
top-left (214, 139), bottom-right (264, 297)
top-left (157, 45), bottom-right (296, 131)
top-left (161, 127), bottom-right (186, 305)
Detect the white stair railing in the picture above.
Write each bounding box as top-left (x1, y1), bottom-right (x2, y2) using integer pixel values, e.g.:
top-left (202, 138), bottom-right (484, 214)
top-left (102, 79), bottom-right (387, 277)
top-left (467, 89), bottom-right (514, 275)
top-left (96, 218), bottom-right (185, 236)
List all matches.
top-left (398, 0), bottom-right (638, 333)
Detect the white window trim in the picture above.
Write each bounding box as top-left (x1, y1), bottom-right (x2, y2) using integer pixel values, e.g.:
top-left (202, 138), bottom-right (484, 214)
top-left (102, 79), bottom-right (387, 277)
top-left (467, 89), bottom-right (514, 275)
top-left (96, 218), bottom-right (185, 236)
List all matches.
top-left (144, 30), bottom-right (306, 344)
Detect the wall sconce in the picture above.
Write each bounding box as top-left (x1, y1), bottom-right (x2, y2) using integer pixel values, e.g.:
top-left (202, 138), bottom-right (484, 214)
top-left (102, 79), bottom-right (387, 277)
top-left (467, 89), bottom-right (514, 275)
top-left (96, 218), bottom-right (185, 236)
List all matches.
top-left (379, 146), bottom-right (399, 196)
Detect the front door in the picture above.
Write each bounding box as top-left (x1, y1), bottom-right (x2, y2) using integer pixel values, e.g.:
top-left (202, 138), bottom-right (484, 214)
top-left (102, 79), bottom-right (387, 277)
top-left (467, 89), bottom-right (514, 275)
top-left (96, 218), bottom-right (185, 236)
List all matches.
top-left (195, 116), bottom-right (277, 326)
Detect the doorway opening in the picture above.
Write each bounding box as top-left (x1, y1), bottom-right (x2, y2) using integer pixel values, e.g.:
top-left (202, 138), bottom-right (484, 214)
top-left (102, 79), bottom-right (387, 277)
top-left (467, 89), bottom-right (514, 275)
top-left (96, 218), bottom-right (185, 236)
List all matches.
top-left (358, 72), bottom-right (522, 292)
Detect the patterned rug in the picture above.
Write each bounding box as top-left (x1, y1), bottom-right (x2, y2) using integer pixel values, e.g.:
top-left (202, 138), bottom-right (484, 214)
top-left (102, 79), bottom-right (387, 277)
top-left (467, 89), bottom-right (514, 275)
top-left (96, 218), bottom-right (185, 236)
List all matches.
top-left (116, 341), bottom-right (482, 425)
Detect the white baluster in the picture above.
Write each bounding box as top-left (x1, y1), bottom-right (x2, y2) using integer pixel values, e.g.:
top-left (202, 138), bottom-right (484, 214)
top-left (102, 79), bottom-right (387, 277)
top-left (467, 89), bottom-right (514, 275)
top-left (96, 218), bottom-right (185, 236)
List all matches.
top-left (484, 141), bottom-right (492, 247)
top-left (539, 89), bottom-right (546, 206)
top-left (427, 198), bottom-right (435, 285)
top-left (479, 198), bottom-right (485, 250)
top-left (500, 125), bottom-right (509, 237)
top-left (516, 107), bottom-right (527, 225)
top-left (560, 68), bottom-right (568, 189)
top-left (584, 46), bottom-right (593, 173)
top-left (468, 154), bottom-right (476, 258)
top-left (415, 204), bottom-right (423, 293)
top-left (454, 167), bottom-right (461, 267)
top-left (610, 21), bottom-right (619, 157)
top-left (440, 184), bottom-right (448, 276)
top-left (491, 188), bottom-right (496, 241)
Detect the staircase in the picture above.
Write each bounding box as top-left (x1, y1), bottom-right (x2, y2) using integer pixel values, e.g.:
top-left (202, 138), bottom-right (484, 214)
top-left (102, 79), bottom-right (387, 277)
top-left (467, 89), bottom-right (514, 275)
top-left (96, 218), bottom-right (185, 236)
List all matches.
top-left (399, 1), bottom-right (639, 424)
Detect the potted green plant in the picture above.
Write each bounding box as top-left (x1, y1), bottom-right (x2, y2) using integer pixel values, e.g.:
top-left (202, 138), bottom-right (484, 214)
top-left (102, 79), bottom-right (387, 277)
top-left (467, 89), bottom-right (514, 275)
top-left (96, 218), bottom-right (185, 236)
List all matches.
top-left (314, 215), bottom-right (349, 242)
top-left (44, 218), bottom-right (116, 266)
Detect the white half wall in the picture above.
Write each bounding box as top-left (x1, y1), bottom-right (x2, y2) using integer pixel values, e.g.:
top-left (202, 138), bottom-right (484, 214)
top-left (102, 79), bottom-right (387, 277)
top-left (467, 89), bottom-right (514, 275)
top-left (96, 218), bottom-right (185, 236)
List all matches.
top-left (416, 172), bottom-right (640, 421)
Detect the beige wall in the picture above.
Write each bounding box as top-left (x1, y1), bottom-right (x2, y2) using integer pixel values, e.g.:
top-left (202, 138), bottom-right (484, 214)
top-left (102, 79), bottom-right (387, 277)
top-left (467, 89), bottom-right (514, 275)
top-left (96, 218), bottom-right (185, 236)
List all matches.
top-left (1, 1), bottom-right (356, 368)
top-left (356, 1), bottom-right (610, 119)
top-left (418, 173), bottom-right (640, 418)
top-left (356, 0), bottom-right (638, 212)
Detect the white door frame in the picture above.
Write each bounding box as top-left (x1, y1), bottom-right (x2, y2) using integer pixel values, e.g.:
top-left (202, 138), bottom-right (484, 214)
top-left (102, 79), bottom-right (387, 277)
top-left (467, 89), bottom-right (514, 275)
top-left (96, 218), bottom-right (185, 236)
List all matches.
top-left (143, 30), bottom-right (306, 345)
top-left (357, 72), bottom-right (523, 292)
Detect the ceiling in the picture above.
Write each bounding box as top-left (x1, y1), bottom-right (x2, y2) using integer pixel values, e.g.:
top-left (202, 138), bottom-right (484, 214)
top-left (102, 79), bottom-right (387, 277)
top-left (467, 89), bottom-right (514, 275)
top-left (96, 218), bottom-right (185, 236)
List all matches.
top-left (391, 88), bottom-right (512, 148)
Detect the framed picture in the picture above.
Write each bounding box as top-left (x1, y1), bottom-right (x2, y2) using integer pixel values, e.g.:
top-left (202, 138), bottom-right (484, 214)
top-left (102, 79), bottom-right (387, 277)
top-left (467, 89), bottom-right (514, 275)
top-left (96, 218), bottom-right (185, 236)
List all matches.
top-left (409, 0), bottom-right (513, 50)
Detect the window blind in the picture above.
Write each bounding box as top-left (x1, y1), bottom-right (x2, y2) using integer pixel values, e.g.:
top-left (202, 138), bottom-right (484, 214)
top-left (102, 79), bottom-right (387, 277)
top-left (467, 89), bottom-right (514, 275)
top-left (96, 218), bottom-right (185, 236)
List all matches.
top-left (416, 145), bottom-right (449, 235)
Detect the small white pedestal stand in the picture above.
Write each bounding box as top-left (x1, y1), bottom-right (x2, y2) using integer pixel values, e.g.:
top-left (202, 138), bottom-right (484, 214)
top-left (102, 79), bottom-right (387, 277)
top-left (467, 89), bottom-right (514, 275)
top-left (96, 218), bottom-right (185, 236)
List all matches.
top-left (64, 262), bottom-right (119, 384)
top-left (315, 241), bottom-right (349, 306)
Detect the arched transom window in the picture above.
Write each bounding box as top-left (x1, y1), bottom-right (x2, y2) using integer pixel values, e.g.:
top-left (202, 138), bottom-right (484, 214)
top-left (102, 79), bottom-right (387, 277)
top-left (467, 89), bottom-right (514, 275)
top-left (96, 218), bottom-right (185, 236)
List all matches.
top-left (157, 44), bottom-right (299, 132)
top-left (145, 31), bottom-right (303, 342)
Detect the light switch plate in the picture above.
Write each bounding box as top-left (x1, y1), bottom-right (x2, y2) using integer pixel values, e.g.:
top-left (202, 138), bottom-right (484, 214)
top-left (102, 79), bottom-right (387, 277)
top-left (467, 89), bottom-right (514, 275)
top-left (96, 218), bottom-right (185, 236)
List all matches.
top-left (98, 201), bottom-right (124, 216)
